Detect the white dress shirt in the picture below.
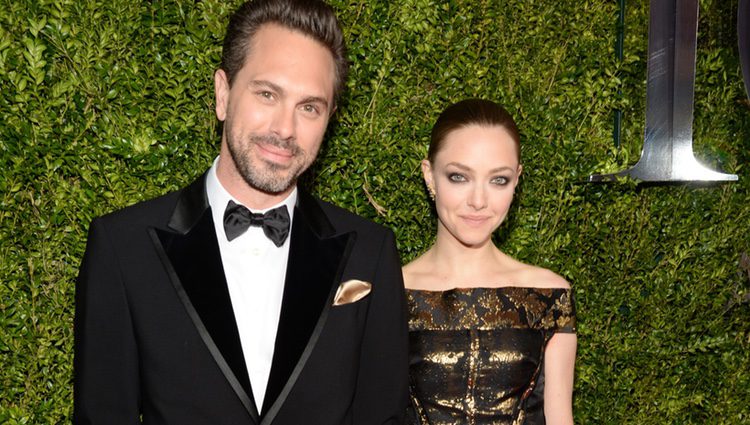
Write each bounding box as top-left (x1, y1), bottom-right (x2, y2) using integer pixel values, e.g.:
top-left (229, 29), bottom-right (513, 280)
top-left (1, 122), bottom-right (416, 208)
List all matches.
top-left (205, 157), bottom-right (296, 410)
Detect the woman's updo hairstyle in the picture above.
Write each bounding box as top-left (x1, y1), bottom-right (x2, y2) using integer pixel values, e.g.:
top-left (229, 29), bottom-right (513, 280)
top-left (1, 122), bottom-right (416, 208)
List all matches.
top-left (428, 98), bottom-right (521, 164)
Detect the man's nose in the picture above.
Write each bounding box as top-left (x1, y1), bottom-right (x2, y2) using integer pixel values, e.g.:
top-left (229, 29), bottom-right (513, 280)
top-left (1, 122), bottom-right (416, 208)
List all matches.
top-left (269, 105), bottom-right (296, 141)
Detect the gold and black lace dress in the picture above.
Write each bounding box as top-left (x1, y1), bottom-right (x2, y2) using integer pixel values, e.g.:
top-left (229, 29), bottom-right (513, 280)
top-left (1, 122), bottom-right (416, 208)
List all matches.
top-left (406, 287), bottom-right (576, 425)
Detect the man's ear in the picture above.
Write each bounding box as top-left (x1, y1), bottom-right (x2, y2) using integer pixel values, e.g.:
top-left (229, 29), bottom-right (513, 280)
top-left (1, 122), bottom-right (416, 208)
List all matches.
top-left (214, 69), bottom-right (230, 122)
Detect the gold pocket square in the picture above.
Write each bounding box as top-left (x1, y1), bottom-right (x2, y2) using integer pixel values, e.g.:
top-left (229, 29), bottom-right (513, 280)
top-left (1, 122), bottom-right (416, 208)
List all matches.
top-left (333, 279), bottom-right (372, 306)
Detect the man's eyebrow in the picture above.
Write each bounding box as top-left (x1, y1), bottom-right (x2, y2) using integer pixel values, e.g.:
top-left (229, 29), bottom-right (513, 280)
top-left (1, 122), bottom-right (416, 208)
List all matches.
top-left (249, 80), bottom-right (329, 110)
top-left (249, 79), bottom-right (284, 94)
top-left (299, 95), bottom-right (329, 110)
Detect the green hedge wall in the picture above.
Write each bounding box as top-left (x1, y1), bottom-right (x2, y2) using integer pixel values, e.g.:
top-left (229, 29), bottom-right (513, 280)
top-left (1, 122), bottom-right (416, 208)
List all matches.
top-left (2, 0), bottom-right (749, 423)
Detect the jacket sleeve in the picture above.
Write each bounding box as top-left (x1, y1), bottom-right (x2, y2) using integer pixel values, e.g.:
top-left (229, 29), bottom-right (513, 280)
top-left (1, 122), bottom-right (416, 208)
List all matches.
top-left (352, 229), bottom-right (409, 425)
top-left (74, 218), bottom-right (141, 424)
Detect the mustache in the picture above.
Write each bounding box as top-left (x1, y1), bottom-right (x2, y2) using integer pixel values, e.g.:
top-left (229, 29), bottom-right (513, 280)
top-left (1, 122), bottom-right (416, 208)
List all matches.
top-left (250, 134), bottom-right (301, 155)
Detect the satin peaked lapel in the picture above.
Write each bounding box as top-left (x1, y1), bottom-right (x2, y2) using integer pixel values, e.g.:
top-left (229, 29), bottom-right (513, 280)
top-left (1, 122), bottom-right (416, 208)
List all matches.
top-left (261, 190), bottom-right (355, 422)
top-left (148, 175), bottom-right (260, 422)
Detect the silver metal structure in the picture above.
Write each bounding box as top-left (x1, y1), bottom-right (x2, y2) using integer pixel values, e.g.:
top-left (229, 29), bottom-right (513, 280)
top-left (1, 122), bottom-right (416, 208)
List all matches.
top-left (740, 0), bottom-right (750, 100)
top-left (589, 0), bottom-right (738, 182)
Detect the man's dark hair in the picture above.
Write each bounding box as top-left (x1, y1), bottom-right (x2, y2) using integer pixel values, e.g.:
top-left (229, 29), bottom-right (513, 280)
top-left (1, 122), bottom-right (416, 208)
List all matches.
top-left (221, 0), bottom-right (348, 104)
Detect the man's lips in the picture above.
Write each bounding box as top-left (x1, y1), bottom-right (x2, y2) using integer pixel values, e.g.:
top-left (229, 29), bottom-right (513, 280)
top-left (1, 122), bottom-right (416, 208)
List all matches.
top-left (256, 142), bottom-right (294, 162)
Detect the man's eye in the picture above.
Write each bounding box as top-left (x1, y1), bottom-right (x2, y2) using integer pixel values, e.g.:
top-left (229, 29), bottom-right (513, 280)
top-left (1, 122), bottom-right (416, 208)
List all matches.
top-left (302, 104), bottom-right (319, 114)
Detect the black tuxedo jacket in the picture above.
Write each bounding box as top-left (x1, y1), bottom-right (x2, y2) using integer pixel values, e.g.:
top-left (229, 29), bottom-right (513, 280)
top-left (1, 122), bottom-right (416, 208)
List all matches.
top-left (74, 175), bottom-right (408, 424)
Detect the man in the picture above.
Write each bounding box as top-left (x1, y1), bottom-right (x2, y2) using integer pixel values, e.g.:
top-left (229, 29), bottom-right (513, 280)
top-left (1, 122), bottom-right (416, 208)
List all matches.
top-left (73, 1), bottom-right (408, 423)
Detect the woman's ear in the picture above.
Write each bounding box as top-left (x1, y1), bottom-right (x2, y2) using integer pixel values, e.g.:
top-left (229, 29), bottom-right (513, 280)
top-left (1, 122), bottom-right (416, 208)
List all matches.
top-left (421, 159), bottom-right (437, 200)
top-left (421, 159), bottom-right (434, 191)
top-left (514, 163), bottom-right (523, 187)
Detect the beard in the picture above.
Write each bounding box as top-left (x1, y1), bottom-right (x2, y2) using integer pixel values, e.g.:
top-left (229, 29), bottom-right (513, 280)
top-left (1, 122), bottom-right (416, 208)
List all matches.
top-left (225, 129), bottom-right (313, 195)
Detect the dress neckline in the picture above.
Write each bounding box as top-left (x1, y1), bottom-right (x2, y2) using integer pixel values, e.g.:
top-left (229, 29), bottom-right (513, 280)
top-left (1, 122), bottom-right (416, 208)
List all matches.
top-left (405, 286), bottom-right (570, 293)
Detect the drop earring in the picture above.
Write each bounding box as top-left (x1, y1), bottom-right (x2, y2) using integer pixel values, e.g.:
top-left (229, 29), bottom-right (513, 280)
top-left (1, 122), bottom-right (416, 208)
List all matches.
top-left (427, 186), bottom-right (436, 201)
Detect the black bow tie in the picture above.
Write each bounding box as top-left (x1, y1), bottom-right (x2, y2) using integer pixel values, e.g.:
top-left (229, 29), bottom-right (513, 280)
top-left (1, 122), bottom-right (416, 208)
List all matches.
top-left (223, 200), bottom-right (291, 247)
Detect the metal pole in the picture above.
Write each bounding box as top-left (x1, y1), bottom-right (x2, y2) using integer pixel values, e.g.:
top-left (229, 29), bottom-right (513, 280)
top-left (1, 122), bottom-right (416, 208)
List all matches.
top-left (613, 0), bottom-right (625, 149)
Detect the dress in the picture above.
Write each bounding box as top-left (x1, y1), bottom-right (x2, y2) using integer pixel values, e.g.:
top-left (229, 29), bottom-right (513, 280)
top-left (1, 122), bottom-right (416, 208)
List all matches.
top-left (406, 287), bottom-right (576, 425)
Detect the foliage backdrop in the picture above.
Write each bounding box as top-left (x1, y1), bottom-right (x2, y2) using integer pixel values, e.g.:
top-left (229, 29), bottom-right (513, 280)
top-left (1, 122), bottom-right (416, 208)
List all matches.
top-left (1, 0), bottom-right (749, 423)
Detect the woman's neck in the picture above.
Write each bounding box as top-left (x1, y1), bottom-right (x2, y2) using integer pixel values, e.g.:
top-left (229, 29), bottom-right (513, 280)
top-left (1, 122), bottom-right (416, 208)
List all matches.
top-left (426, 229), bottom-right (505, 284)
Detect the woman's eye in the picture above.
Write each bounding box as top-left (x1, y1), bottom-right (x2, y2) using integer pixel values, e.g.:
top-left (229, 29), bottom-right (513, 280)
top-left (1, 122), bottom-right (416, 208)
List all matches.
top-left (491, 176), bottom-right (509, 185)
top-left (448, 173), bottom-right (466, 182)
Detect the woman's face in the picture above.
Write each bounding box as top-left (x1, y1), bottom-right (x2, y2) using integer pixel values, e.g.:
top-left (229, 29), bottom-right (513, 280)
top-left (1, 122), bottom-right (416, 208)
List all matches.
top-left (423, 124), bottom-right (522, 248)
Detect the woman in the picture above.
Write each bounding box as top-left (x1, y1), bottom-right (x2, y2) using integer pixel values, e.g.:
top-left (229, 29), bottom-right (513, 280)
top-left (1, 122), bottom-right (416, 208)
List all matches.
top-left (404, 99), bottom-right (577, 425)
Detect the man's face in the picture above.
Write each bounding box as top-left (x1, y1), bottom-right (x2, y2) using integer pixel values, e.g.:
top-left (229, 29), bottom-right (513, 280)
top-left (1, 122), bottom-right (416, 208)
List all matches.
top-left (215, 24), bottom-right (336, 195)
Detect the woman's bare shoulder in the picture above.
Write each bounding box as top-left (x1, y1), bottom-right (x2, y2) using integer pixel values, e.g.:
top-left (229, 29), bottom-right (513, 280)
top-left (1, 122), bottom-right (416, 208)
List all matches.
top-left (402, 254), bottom-right (440, 290)
top-left (506, 261), bottom-right (570, 289)
top-left (402, 256), bottom-right (425, 289)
